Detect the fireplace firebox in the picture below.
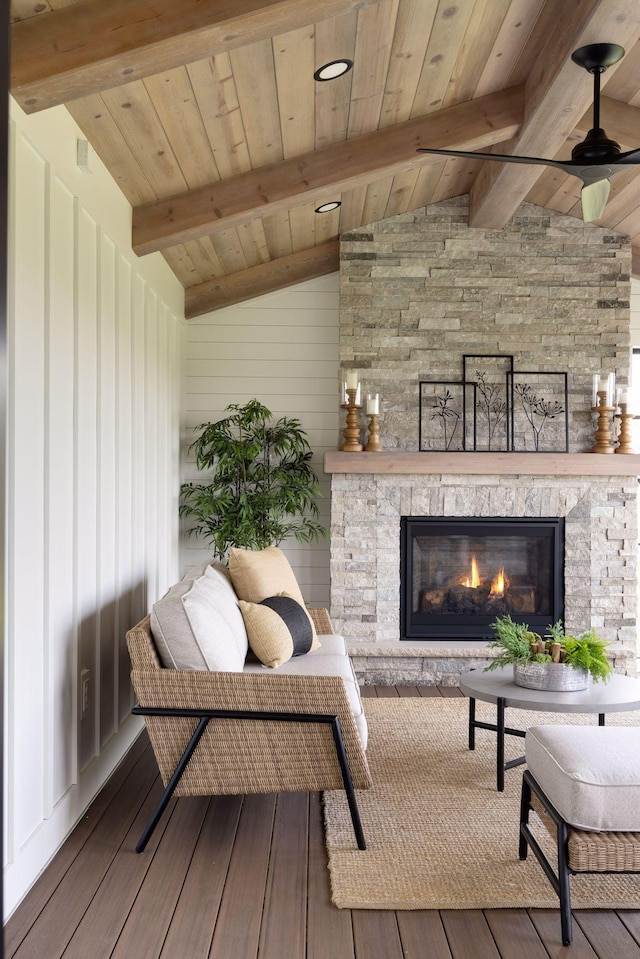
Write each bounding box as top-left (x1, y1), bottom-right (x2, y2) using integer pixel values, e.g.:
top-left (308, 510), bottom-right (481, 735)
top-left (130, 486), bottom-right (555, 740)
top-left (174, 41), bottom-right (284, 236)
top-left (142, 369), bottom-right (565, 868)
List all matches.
top-left (400, 517), bottom-right (564, 640)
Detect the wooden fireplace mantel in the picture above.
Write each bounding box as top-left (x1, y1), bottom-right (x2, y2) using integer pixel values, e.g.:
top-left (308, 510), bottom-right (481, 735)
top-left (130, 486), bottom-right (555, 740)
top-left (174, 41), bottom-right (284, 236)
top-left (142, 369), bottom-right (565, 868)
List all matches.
top-left (323, 451), bottom-right (640, 476)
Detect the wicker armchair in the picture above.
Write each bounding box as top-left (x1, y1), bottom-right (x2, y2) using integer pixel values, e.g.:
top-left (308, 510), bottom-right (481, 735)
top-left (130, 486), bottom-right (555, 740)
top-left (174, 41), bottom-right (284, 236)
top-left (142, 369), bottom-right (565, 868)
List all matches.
top-left (126, 609), bottom-right (372, 852)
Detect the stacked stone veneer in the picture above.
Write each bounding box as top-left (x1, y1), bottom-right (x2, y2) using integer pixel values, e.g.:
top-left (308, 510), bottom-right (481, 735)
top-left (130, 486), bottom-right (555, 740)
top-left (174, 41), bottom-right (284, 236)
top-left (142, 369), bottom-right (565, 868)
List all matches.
top-left (340, 196), bottom-right (630, 452)
top-left (332, 197), bottom-right (637, 684)
top-left (331, 471), bottom-right (637, 683)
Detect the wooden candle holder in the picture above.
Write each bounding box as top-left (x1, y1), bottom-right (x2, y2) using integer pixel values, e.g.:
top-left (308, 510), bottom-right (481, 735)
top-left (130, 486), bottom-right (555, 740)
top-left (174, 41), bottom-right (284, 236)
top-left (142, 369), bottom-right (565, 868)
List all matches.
top-left (364, 413), bottom-right (382, 452)
top-left (591, 390), bottom-right (616, 453)
top-left (340, 388), bottom-right (363, 451)
top-left (614, 402), bottom-right (635, 454)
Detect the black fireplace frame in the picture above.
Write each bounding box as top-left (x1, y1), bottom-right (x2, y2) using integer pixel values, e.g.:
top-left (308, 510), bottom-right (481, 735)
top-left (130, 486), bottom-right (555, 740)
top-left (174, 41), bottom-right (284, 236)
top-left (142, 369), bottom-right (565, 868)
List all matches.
top-left (400, 516), bottom-right (565, 641)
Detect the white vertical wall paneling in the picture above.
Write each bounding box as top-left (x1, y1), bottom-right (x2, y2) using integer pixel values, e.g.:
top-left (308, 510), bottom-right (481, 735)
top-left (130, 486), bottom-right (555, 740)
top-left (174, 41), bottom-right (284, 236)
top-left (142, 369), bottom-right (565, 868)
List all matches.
top-left (144, 291), bottom-right (159, 608)
top-left (98, 235), bottom-right (118, 748)
top-left (157, 303), bottom-right (170, 597)
top-left (170, 309), bottom-right (182, 599)
top-left (631, 278), bottom-right (640, 348)
top-left (75, 207), bottom-right (99, 772)
top-left (116, 255), bottom-right (134, 724)
top-left (182, 274), bottom-right (339, 605)
top-left (5, 116), bottom-right (17, 869)
top-left (47, 174), bottom-right (77, 808)
top-left (6, 99), bottom-right (185, 917)
top-left (11, 133), bottom-right (47, 848)
top-left (131, 275), bottom-right (147, 626)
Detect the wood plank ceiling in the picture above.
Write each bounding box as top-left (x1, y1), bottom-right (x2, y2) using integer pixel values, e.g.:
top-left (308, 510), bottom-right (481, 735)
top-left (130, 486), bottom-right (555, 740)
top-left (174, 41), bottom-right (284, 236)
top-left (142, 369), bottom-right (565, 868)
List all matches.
top-left (9, 0), bottom-right (640, 317)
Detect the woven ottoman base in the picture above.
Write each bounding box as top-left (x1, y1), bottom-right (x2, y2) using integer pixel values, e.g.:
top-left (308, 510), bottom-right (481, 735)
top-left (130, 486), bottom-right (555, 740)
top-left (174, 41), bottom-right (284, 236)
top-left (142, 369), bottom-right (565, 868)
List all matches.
top-left (519, 726), bottom-right (640, 946)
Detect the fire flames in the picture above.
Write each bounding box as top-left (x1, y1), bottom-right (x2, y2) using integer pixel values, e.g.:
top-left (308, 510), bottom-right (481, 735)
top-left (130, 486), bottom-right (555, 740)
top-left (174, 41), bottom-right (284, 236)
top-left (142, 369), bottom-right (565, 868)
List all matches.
top-left (489, 565), bottom-right (509, 598)
top-left (462, 555), bottom-right (480, 588)
top-left (460, 556), bottom-right (509, 598)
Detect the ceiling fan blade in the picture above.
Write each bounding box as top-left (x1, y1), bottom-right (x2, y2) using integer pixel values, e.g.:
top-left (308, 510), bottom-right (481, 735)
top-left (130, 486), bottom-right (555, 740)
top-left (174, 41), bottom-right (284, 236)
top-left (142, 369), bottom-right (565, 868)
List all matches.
top-left (416, 148), bottom-right (557, 168)
top-left (614, 147), bottom-right (640, 165)
top-left (581, 179), bottom-right (610, 222)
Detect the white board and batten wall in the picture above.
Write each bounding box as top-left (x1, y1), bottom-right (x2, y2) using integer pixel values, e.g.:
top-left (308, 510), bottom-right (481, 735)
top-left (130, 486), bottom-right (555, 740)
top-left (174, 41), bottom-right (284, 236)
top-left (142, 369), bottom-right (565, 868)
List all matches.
top-left (6, 100), bottom-right (185, 915)
top-left (183, 275), bottom-right (340, 606)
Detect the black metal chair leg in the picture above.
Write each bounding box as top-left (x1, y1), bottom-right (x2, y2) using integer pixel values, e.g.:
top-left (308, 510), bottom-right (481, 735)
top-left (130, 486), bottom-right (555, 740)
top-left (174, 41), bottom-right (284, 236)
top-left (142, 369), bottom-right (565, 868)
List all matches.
top-left (468, 697), bottom-right (476, 750)
top-left (496, 696), bottom-right (505, 791)
top-left (135, 717), bottom-right (210, 852)
top-left (519, 772), bottom-right (574, 946)
top-left (556, 818), bottom-right (573, 945)
top-left (132, 705), bottom-right (367, 852)
top-left (519, 775), bottom-right (531, 860)
top-left (331, 717), bottom-right (366, 850)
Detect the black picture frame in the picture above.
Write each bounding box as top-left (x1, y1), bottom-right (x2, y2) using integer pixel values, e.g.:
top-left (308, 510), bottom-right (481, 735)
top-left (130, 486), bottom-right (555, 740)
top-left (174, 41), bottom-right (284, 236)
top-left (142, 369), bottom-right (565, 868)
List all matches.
top-left (419, 381), bottom-right (475, 451)
top-left (508, 371), bottom-right (569, 452)
top-left (463, 355), bottom-right (514, 451)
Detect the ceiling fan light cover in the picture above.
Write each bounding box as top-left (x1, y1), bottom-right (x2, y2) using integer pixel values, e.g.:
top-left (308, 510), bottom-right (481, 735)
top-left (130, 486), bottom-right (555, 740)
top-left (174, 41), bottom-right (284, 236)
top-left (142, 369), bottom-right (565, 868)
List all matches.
top-left (581, 179), bottom-right (610, 222)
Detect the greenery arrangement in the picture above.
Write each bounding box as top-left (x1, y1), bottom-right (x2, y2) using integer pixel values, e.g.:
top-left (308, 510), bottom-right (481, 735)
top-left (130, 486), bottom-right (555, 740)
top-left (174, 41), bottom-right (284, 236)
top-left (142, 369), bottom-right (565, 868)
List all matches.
top-left (180, 399), bottom-right (327, 559)
top-left (485, 614), bottom-right (612, 683)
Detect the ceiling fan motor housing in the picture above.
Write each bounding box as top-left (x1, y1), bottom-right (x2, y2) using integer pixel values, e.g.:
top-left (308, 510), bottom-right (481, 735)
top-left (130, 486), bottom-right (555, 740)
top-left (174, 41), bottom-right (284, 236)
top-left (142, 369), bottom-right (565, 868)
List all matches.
top-left (570, 43), bottom-right (625, 163)
top-left (570, 43), bottom-right (625, 73)
top-left (571, 127), bottom-right (621, 162)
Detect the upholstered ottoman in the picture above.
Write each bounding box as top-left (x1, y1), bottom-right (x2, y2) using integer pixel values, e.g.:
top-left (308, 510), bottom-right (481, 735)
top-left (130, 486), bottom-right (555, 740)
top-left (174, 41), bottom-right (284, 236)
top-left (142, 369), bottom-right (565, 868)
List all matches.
top-left (519, 725), bottom-right (640, 945)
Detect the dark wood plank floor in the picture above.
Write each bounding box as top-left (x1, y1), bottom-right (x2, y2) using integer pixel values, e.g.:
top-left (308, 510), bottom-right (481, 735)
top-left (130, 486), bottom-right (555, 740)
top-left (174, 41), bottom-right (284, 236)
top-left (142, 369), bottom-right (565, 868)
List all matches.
top-left (5, 687), bottom-right (640, 959)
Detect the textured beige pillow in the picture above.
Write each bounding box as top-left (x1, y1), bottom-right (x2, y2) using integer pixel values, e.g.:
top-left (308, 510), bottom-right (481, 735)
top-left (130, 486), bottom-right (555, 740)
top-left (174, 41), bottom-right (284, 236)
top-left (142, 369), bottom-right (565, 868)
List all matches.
top-left (238, 593), bottom-right (319, 668)
top-left (229, 546), bottom-right (305, 605)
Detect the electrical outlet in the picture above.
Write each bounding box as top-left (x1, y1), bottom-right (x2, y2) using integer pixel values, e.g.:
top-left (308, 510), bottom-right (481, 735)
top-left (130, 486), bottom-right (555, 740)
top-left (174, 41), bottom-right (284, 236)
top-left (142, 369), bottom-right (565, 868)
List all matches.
top-left (81, 669), bottom-right (90, 719)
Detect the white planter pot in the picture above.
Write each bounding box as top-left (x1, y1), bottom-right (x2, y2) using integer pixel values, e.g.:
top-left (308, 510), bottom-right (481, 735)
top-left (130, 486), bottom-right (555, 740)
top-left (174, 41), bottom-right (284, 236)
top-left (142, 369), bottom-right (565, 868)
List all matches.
top-left (513, 662), bottom-right (589, 691)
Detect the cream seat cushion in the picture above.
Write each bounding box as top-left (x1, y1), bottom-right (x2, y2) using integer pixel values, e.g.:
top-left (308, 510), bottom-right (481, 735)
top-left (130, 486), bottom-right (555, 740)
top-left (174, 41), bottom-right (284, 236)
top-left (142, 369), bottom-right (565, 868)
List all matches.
top-left (526, 725), bottom-right (640, 832)
top-left (243, 643), bottom-right (368, 750)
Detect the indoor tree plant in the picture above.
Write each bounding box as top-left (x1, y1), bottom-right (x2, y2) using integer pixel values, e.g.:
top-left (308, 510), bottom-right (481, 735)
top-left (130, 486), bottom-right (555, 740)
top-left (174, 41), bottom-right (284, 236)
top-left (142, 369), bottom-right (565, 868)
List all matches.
top-left (485, 614), bottom-right (611, 690)
top-left (180, 399), bottom-right (327, 558)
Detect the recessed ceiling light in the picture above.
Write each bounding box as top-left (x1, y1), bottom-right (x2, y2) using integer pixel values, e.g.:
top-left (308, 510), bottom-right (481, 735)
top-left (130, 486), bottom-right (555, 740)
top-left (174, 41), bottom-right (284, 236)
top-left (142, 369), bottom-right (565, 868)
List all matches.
top-left (314, 59), bottom-right (353, 82)
top-left (315, 201), bottom-right (341, 214)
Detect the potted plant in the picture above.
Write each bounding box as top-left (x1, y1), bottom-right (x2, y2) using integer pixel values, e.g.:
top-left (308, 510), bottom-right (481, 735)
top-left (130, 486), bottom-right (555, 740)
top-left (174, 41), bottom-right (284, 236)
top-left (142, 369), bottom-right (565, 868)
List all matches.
top-left (180, 399), bottom-right (327, 558)
top-left (485, 614), bottom-right (612, 690)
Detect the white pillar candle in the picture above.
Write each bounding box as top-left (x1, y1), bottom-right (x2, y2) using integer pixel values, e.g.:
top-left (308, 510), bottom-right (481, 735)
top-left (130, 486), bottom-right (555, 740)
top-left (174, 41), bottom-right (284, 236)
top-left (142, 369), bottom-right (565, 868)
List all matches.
top-left (617, 388), bottom-right (628, 405)
top-left (346, 370), bottom-right (359, 390)
top-left (355, 383), bottom-right (361, 405)
top-left (592, 374), bottom-right (601, 406)
top-left (627, 387), bottom-right (637, 413)
top-left (367, 393), bottom-right (379, 414)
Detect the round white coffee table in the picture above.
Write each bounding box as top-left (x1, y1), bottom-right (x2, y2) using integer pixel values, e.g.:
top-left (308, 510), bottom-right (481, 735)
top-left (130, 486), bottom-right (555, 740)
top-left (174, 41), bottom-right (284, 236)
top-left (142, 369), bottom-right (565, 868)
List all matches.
top-left (459, 666), bottom-right (640, 791)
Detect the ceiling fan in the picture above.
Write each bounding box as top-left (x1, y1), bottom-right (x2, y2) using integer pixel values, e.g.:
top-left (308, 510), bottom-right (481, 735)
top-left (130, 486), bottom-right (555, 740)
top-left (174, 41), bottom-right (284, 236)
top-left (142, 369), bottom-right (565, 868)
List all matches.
top-left (417, 43), bottom-right (640, 222)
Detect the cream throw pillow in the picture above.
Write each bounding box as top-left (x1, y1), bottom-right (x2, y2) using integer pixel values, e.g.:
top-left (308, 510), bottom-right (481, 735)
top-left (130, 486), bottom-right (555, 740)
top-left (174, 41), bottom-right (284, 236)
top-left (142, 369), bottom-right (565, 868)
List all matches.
top-left (229, 546), bottom-right (305, 605)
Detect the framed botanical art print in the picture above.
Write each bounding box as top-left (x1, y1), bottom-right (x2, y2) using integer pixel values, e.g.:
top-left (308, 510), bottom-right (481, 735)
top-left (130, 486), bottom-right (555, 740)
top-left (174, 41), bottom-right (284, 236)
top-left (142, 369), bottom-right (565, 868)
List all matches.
top-left (463, 355), bottom-right (514, 451)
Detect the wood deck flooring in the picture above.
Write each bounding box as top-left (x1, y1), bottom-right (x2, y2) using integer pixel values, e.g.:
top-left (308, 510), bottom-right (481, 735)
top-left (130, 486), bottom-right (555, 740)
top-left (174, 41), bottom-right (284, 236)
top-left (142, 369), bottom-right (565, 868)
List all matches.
top-left (5, 686), bottom-right (640, 959)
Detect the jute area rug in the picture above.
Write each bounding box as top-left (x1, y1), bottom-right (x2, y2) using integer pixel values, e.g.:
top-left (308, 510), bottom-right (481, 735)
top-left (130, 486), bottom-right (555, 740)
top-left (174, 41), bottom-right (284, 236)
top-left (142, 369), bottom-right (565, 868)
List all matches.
top-left (323, 697), bottom-right (640, 910)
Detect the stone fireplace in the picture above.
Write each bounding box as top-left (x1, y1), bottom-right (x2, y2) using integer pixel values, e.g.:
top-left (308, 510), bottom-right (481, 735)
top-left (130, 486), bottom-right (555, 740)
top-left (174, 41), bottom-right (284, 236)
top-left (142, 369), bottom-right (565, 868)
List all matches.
top-left (326, 453), bottom-right (638, 682)
top-left (327, 196), bottom-right (638, 684)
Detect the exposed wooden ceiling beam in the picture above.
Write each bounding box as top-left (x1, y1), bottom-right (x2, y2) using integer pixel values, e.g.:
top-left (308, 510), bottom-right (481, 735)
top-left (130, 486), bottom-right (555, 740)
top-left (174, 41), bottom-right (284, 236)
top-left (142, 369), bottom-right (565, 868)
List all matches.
top-left (11, 0), bottom-right (378, 114)
top-left (133, 86), bottom-right (523, 256)
top-left (185, 240), bottom-right (339, 318)
top-left (468, 0), bottom-right (640, 229)
top-left (576, 96), bottom-right (640, 148)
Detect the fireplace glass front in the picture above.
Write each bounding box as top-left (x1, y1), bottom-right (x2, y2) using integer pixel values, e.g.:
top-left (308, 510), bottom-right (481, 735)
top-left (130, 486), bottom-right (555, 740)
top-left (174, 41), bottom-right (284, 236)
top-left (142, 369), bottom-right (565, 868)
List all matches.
top-left (401, 517), bottom-right (564, 640)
